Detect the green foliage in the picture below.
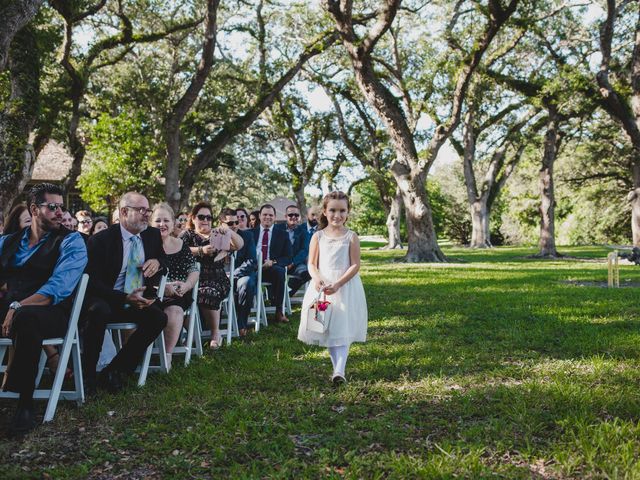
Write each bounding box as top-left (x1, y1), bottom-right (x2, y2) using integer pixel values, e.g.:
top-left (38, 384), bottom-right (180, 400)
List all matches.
top-left (77, 112), bottom-right (164, 211)
top-left (349, 179), bottom-right (389, 236)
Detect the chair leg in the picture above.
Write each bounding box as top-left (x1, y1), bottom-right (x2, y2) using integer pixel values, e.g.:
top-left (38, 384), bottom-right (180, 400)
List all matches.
top-left (137, 343), bottom-right (153, 387)
top-left (184, 309), bottom-right (196, 366)
top-left (35, 349), bottom-right (48, 387)
top-left (71, 340), bottom-right (85, 405)
top-left (194, 309), bottom-right (204, 357)
top-left (157, 333), bottom-right (169, 373)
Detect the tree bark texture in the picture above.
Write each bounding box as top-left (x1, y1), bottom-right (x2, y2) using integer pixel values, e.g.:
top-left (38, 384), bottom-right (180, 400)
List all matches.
top-left (0, 0), bottom-right (43, 71)
top-left (596, 1), bottom-right (640, 245)
top-left (0, 26), bottom-right (39, 217)
top-left (384, 187), bottom-right (403, 249)
top-left (164, 0), bottom-right (219, 212)
top-left (538, 110), bottom-right (561, 257)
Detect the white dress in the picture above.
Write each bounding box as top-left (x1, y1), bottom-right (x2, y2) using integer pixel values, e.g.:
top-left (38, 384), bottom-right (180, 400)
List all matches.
top-left (297, 229), bottom-right (368, 347)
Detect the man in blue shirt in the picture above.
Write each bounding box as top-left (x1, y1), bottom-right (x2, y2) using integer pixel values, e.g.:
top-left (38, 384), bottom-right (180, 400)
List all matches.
top-left (0, 183), bottom-right (87, 436)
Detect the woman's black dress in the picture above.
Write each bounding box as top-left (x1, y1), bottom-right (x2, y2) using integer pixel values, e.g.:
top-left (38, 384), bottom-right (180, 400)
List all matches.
top-left (180, 229), bottom-right (230, 310)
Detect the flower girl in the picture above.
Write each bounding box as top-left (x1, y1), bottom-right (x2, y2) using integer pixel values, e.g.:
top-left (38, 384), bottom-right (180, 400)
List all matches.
top-left (297, 191), bottom-right (368, 385)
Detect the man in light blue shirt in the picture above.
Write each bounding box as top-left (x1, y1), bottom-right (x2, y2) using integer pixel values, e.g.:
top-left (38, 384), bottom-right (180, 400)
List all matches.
top-left (0, 183), bottom-right (86, 436)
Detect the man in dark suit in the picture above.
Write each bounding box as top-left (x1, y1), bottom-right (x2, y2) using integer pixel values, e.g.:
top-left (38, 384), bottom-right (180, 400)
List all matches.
top-left (221, 208), bottom-right (257, 336)
top-left (83, 192), bottom-right (167, 393)
top-left (275, 204), bottom-right (312, 296)
top-left (0, 183), bottom-right (87, 435)
top-left (252, 204), bottom-right (291, 323)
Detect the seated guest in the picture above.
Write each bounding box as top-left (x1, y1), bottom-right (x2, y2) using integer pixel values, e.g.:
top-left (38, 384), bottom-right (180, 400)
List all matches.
top-left (4, 204), bottom-right (31, 235)
top-left (304, 205), bottom-right (321, 234)
top-left (249, 210), bottom-right (260, 229)
top-left (173, 211), bottom-right (188, 237)
top-left (252, 204), bottom-right (291, 323)
top-left (83, 192), bottom-right (167, 394)
top-left (236, 208), bottom-right (250, 231)
top-left (152, 204), bottom-right (199, 367)
top-left (277, 205), bottom-right (312, 296)
top-left (3, 203), bottom-right (69, 384)
top-left (75, 210), bottom-right (93, 236)
top-left (61, 210), bottom-right (74, 230)
top-left (0, 183), bottom-right (86, 435)
top-left (181, 203), bottom-right (243, 349)
top-left (221, 208), bottom-right (256, 337)
top-left (90, 217), bottom-right (109, 235)
top-left (71, 216), bottom-right (78, 230)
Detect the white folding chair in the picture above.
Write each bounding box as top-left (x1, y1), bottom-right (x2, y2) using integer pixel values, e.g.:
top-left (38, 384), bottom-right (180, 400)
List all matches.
top-left (219, 254), bottom-right (239, 343)
top-left (0, 273), bottom-right (89, 422)
top-left (283, 270), bottom-right (293, 315)
top-left (248, 250), bottom-right (268, 332)
top-left (170, 264), bottom-right (201, 365)
top-left (106, 274), bottom-right (168, 386)
top-left (199, 254), bottom-right (238, 345)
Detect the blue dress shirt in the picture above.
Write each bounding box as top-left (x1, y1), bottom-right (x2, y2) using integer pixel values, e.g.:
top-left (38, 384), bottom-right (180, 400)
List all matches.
top-left (0, 228), bottom-right (87, 305)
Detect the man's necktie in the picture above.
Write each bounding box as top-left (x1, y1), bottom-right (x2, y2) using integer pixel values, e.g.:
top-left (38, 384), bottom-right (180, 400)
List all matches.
top-left (124, 236), bottom-right (144, 294)
top-left (261, 229), bottom-right (269, 261)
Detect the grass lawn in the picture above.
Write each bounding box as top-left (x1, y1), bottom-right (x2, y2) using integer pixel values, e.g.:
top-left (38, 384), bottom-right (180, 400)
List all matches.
top-left (2, 244), bottom-right (640, 478)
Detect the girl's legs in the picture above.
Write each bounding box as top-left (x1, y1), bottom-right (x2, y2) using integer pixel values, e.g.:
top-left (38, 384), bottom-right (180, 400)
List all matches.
top-left (163, 306), bottom-right (184, 367)
top-left (200, 307), bottom-right (221, 348)
top-left (328, 345), bottom-right (350, 378)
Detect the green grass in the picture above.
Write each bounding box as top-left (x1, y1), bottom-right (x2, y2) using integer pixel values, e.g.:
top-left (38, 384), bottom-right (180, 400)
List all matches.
top-left (3, 245), bottom-right (640, 478)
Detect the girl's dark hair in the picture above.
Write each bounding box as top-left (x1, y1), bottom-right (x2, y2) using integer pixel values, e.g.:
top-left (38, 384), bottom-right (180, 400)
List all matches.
top-left (249, 210), bottom-right (260, 228)
top-left (187, 202), bottom-right (213, 230)
top-left (4, 204), bottom-right (29, 235)
top-left (90, 217), bottom-right (109, 235)
top-left (318, 191), bottom-right (350, 230)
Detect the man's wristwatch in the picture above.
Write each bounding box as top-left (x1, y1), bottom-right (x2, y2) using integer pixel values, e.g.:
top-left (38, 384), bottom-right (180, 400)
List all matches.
top-left (9, 301), bottom-right (21, 311)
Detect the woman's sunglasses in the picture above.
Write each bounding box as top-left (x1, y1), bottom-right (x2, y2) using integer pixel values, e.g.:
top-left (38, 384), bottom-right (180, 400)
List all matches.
top-left (196, 214), bottom-right (213, 221)
top-left (224, 221), bottom-right (239, 226)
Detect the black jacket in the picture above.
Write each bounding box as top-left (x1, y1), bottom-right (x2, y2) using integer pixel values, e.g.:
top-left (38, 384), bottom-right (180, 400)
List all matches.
top-left (86, 224), bottom-right (167, 308)
top-left (251, 226), bottom-right (292, 267)
top-left (234, 229), bottom-right (258, 278)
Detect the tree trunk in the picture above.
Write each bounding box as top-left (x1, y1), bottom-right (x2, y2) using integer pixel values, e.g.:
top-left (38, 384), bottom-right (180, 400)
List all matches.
top-left (0, 25), bottom-right (39, 217)
top-left (538, 109), bottom-right (560, 257)
top-left (294, 185), bottom-right (307, 217)
top-left (164, 0), bottom-right (220, 212)
top-left (470, 200), bottom-right (491, 248)
top-left (384, 187), bottom-right (403, 249)
top-left (0, 0), bottom-right (43, 71)
top-left (392, 164), bottom-right (445, 262)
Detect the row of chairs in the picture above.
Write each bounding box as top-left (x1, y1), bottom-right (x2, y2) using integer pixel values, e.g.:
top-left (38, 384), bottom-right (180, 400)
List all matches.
top-left (0, 251), bottom-right (306, 422)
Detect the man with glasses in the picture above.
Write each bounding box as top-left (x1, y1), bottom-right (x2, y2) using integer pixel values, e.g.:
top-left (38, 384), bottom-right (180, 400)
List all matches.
top-left (277, 205), bottom-right (312, 296)
top-left (220, 208), bottom-right (256, 336)
top-left (84, 192), bottom-right (167, 394)
top-left (0, 183), bottom-right (87, 435)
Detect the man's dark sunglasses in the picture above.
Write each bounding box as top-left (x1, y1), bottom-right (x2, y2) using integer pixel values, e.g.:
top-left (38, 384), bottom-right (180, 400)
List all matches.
top-left (224, 221), bottom-right (239, 226)
top-left (287, 213), bottom-right (300, 218)
top-left (197, 214), bottom-right (213, 221)
top-left (38, 202), bottom-right (65, 212)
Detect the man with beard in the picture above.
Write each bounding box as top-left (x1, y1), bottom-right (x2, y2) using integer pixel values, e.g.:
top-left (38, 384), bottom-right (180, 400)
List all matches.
top-left (0, 183), bottom-right (87, 435)
top-left (83, 192), bottom-right (167, 394)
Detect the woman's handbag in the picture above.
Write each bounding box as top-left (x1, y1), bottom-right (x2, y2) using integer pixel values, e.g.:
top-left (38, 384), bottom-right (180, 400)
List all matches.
top-left (306, 289), bottom-right (332, 334)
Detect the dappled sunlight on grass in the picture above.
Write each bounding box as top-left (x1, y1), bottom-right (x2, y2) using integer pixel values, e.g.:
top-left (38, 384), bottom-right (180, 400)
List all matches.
top-left (3, 245), bottom-right (640, 477)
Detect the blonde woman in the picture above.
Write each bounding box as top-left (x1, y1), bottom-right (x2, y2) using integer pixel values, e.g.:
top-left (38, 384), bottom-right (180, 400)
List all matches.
top-left (152, 203), bottom-right (200, 366)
